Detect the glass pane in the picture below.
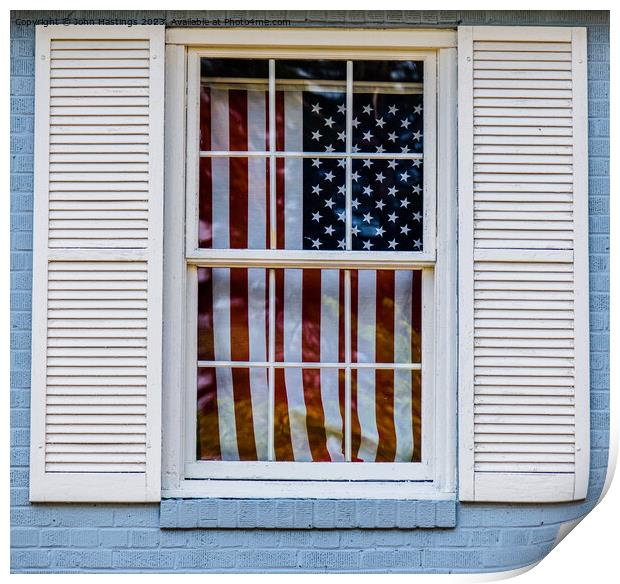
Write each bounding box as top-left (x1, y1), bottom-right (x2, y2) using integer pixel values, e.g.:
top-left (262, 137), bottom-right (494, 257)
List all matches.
top-left (198, 156), bottom-right (270, 249)
top-left (351, 157), bottom-right (423, 251)
top-left (351, 368), bottom-right (421, 462)
top-left (275, 157), bottom-right (346, 250)
top-left (351, 270), bottom-right (422, 363)
top-left (200, 58), bottom-right (269, 152)
top-left (197, 267), bottom-right (269, 363)
top-left (274, 268), bottom-right (344, 363)
top-left (274, 368), bottom-right (345, 462)
top-left (275, 60), bottom-right (347, 153)
top-left (197, 367), bottom-right (269, 461)
top-left (352, 60), bottom-right (423, 154)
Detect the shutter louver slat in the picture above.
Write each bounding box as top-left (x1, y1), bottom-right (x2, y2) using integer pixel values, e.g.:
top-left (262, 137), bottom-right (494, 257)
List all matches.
top-left (30, 26), bottom-right (163, 503)
top-left (458, 26), bottom-right (589, 503)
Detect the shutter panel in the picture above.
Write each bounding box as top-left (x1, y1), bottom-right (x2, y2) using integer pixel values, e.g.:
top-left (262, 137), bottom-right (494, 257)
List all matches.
top-left (458, 27), bottom-right (589, 502)
top-left (29, 26), bottom-right (164, 502)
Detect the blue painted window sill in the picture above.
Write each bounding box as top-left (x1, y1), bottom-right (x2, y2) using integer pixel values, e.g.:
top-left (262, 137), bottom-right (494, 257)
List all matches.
top-left (160, 499), bottom-right (457, 529)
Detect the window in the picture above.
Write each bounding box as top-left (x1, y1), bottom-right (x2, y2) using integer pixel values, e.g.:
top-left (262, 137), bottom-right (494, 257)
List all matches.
top-left (167, 34), bottom-right (457, 498)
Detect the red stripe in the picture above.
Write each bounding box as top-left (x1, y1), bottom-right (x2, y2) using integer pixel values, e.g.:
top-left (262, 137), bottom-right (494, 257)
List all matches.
top-left (375, 270), bottom-right (396, 462)
top-left (302, 270), bottom-right (330, 461)
top-left (275, 91), bottom-right (285, 249)
top-left (228, 90), bottom-right (248, 249)
top-left (412, 271), bottom-right (422, 462)
top-left (412, 369), bottom-right (422, 462)
top-left (337, 270), bottom-right (346, 459)
top-left (198, 87), bottom-right (212, 248)
top-left (350, 270), bottom-right (362, 461)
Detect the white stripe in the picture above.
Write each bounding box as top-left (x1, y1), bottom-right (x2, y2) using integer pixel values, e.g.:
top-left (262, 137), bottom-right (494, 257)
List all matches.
top-left (393, 271), bottom-right (414, 462)
top-left (356, 270), bottom-right (378, 462)
top-left (284, 91), bottom-right (304, 250)
top-left (320, 269), bottom-right (344, 461)
top-left (247, 88), bottom-right (267, 151)
top-left (211, 268), bottom-right (239, 461)
top-left (247, 90), bottom-right (267, 250)
top-left (210, 89), bottom-right (230, 248)
top-left (283, 268), bottom-right (312, 461)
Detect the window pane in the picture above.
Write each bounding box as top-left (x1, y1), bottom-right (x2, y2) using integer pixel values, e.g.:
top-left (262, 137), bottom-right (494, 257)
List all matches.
top-left (198, 156), bottom-right (270, 249)
top-left (197, 366), bottom-right (269, 461)
top-left (275, 157), bottom-right (346, 250)
top-left (274, 368), bottom-right (345, 462)
top-left (351, 368), bottom-right (421, 462)
top-left (351, 270), bottom-right (422, 363)
top-left (197, 267), bottom-right (268, 363)
top-left (351, 158), bottom-right (423, 251)
top-left (275, 60), bottom-right (347, 153)
top-left (200, 58), bottom-right (269, 152)
top-left (352, 60), bottom-right (423, 154)
top-left (274, 268), bottom-right (344, 363)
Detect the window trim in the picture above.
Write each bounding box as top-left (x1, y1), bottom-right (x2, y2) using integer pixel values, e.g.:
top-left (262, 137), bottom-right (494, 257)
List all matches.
top-left (162, 29), bottom-right (457, 500)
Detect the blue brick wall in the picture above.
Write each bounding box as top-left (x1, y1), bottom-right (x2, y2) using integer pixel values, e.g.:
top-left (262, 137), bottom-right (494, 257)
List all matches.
top-left (10, 10), bottom-right (609, 573)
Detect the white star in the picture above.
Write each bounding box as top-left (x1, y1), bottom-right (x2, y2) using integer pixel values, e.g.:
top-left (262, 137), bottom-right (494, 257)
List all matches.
top-left (309, 237), bottom-right (322, 249)
top-left (400, 171), bottom-right (410, 182)
top-left (375, 117), bottom-right (386, 128)
top-left (352, 198), bottom-right (360, 209)
top-left (312, 158), bottom-right (322, 168)
top-left (337, 211), bottom-right (346, 222)
top-left (337, 131), bottom-right (346, 142)
top-left (363, 104), bottom-right (373, 115)
top-left (375, 172), bottom-right (386, 183)
top-left (363, 185), bottom-right (373, 196)
top-left (311, 103), bottom-right (322, 115)
top-left (414, 104), bottom-right (423, 115)
top-left (338, 184), bottom-right (346, 195)
top-left (363, 159), bottom-right (373, 168)
top-left (387, 239), bottom-right (398, 250)
top-left (362, 130), bottom-right (373, 142)
top-left (337, 239), bottom-right (346, 249)
top-left (387, 211), bottom-right (398, 223)
top-left (324, 144), bottom-right (335, 153)
top-left (351, 171), bottom-right (360, 182)
top-left (400, 198), bottom-right (410, 209)
top-left (412, 130), bottom-right (422, 141)
top-left (351, 225), bottom-right (360, 236)
top-left (387, 186), bottom-right (398, 197)
top-left (412, 184), bottom-right (422, 195)
top-left (324, 224), bottom-right (335, 236)
top-left (324, 171), bottom-right (335, 182)
top-left (337, 104), bottom-right (346, 114)
top-left (387, 159), bottom-right (397, 170)
top-left (375, 225), bottom-right (385, 237)
top-left (312, 130), bottom-right (322, 141)
top-left (388, 104), bottom-right (398, 115)
top-left (362, 212), bottom-right (373, 224)
top-left (363, 240), bottom-right (373, 250)
top-left (412, 211), bottom-right (422, 222)
top-left (324, 198), bottom-right (335, 209)
top-left (352, 117), bottom-right (360, 128)
top-left (413, 239), bottom-right (422, 250)
top-left (337, 158), bottom-right (346, 168)
top-left (375, 145), bottom-right (385, 153)
top-left (400, 145), bottom-right (410, 153)
top-left (324, 116), bottom-right (335, 128)
top-left (387, 131), bottom-right (398, 143)
top-left (401, 118), bottom-right (411, 129)
top-left (351, 144), bottom-right (360, 153)
top-left (312, 184), bottom-right (322, 195)
top-left (375, 199), bottom-right (386, 210)
top-left (400, 224), bottom-right (411, 235)
top-left (412, 159), bottom-right (422, 168)
top-left (312, 211), bottom-right (322, 222)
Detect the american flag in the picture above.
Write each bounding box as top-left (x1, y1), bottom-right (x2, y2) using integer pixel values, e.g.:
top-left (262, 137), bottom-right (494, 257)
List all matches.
top-left (196, 73), bottom-right (423, 463)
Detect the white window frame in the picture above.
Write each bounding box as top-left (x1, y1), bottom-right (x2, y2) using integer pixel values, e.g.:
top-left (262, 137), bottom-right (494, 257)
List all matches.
top-left (162, 29), bottom-right (457, 500)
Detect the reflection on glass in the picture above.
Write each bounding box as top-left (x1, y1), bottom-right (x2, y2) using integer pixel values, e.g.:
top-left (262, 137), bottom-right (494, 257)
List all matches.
top-left (351, 368), bottom-right (421, 462)
top-left (275, 60), bottom-right (347, 153)
top-left (274, 368), bottom-right (345, 462)
top-left (197, 367), bottom-right (269, 461)
top-left (352, 60), bottom-right (423, 154)
top-left (200, 58), bottom-right (269, 152)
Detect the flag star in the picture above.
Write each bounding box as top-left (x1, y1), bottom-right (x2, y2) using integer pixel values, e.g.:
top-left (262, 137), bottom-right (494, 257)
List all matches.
top-left (337, 211), bottom-right (346, 222)
top-left (324, 198), bottom-right (336, 209)
top-left (337, 131), bottom-right (346, 142)
top-left (387, 211), bottom-right (398, 223)
top-left (324, 144), bottom-right (335, 153)
top-left (362, 130), bottom-right (373, 142)
top-left (400, 171), bottom-right (410, 182)
top-left (363, 185), bottom-right (373, 196)
top-left (400, 198), bottom-right (411, 209)
top-left (400, 224), bottom-right (411, 235)
top-left (363, 104), bottom-right (373, 115)
top-left (324, 224), bottom-right (335, 236)
top-left (362, 240), bottom-right (373, 250)
top-left (352, 117), bottom-right (360, 128)
top-left (412, 130), bottom-right (422, 142)
top-left (375, 172), bottom-right (386, 183)
top-left (351, 171), bottom-right (361, 182)
top-left (388, 104), bottom-right (398, 115)
top-left (312, 158), bottom-right (322, 168)
top-left (412, 184), bottom-right (422, 195)
top-left (375, 199), bottom-right (386, 211)
top-left (351, 225), bottom-right (360, 236)
top-left (351, 144), bottom-right (360, 153)
top-left (375, 145), bottom-right (385, 153)
top-left (387, 159), bottom-right (397, 170)
top-left (324, 171), bottom-right (335, 182)
top-left (309, 237), bottom-right (322, 249)
top-left (324, 116), bottom-right (335, 128)
top-left (312, 184), bottom-right (322, 195)
top-left (413, 239), bottom-right (422, 250)
top-left (388, 239), bottom-right (398, 249)
top-left (312, 130), bottom-right (322, 141)
top-left (337, 238), bottom-right (346, 249)
top-left (312, 211), bottom-right (322, 222)
top-left (387, 131), bottom-right (398, 143)
top-left (337, 103), bottom-right (346, 114)
top-left (338, 184), bottom-right (346, 195)
top-left (387, 186), bottom-right (398, 197)
top-left (363, 159), bottom-right (373, 168)
top-left (400, 145), bottom-right (410, 153)
top-left (401, 118), bottom-right (411, 129)
top-left (337, 158), bottom-right (346, 168)
top-left (362, 212), bottom-right (373, 224)
top-left (375, 117), bottom-right (386, 128)
top-left (375, 225), bottom-right (385, 237)
top-left (412, 159), bottom-right (422, 168)
top-left (311, 103), bottom-right (322, 115)
top-left (414, 104), bottom-right (423, 115)
top-left (352, 198), bottom-right (360, 209)
top-left (412, 211), bottom-right (422, 222)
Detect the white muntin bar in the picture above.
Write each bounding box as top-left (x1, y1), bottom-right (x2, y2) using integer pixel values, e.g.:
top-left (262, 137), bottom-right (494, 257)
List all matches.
top-left (196, 361), bottom-right (422, 370)
top-left (200, 150), bottom-right (424, 159)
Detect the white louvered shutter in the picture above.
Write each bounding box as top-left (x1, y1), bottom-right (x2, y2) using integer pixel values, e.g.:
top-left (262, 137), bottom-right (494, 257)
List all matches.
top-left (29, 26), bottom-right (164, 502)
top-left (458, 27), bottom-right (590, 502)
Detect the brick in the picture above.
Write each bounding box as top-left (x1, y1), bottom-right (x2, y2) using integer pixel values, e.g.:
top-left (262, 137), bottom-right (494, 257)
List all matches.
top-left (131, 529), bottom-right (160, 548)
top-left (99, 528), bottom-right (129, 548)
top-left (236, 550), bottom-right (297, 569)
top-left (41, 528), bottom-right (71, 547)
top-left (11, 527), bottom-right (39, 547)
top-left (11, 550), bottom-right (50, 569)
